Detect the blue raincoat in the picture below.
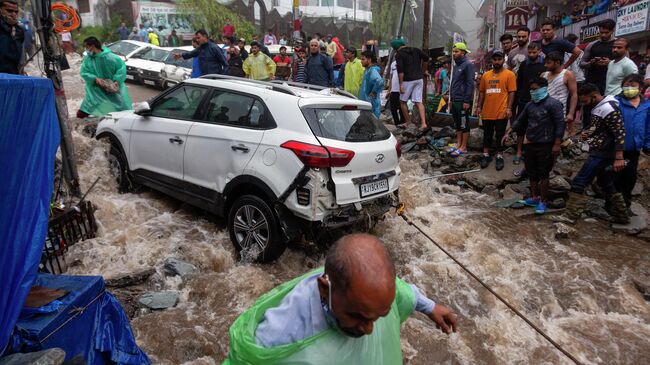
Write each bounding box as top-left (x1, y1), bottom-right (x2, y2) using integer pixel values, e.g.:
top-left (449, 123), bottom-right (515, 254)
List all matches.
top-left (359, 65), bottom-right (384, 118)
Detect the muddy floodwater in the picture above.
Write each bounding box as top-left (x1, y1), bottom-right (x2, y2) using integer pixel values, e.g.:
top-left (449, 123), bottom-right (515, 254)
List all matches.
top-left (50, 57), bottom-right (650, 364)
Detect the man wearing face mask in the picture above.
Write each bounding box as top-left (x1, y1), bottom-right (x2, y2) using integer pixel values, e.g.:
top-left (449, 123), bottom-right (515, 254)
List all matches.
top-left (78, 37), bottom-right (132, 118)
top-left (504, 77), bottom-right (565, 215)
top-left (224, 234), bottom-right (457, 364)
top-left (613, 74), bottom-right (650, 211)
top-left (0, 0), bottom-right (24, 74)
top-left (552, 83), bottom-right (628, 224)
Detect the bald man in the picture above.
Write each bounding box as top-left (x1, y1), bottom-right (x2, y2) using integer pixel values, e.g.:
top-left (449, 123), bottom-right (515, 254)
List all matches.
top-left (224, 234), bottom-right (456, 364)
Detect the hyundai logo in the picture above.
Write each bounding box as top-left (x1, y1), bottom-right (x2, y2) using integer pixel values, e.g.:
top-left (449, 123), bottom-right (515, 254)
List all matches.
top-left (375, 154), bottom-right (385, 163)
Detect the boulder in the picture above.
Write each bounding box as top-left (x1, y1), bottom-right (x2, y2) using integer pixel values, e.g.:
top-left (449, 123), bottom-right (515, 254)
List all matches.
top-left (433, 126), bottom-right (455, 139)
top-left (632, 182), bottom-right (644, 196)
top-left (138, 291), bottom-right (179, 310)
top-left (585, 199), bottom-right (610, 220)
top-left (547, 198), bottom-right (566, 209)
top-left (431, 158), bottom-right (442, 167)
top-left (493, 198), bottom-right (520, 208)
top-left (553, 162), bottom-right (574, 178)
top-left (468, 128), bottom-right (484, 151)
top-left (632, 271), bottom-right (650, 301)
top-left (0, 349), bottom-right (66, 365)
top-left (163, 258), bottom-right (197, 280)
top-left (554, 223), bottom-right (577, 239)
top-left (502, 185), bottom-right (521, 200)
top-left (481, 185), bottom-right (500, 199)
top-left (549, 176), bottom-right (571, 191)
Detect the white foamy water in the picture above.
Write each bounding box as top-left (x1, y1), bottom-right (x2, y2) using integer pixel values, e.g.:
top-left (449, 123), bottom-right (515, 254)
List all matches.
top-left (38, 57), bottom-right (650, 364)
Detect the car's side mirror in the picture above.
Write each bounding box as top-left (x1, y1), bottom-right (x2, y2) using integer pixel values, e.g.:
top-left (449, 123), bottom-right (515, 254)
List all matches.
top-left (134, 101), bottom-right (152, 116)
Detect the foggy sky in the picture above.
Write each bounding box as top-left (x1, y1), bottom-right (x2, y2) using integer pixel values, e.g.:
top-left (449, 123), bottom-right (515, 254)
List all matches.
top-left (452, 0), bottom-right (483, 51)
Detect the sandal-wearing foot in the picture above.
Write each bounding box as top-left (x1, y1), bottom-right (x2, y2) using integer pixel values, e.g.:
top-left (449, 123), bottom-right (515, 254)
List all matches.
top-left (513, 167), bottom-right (525, 177)
top-left (513, 156), bottom-right (522, 165)
top-left (397, 124), bottom-right (407, 129)
top-left (449, 147), bottom-right (464, 157)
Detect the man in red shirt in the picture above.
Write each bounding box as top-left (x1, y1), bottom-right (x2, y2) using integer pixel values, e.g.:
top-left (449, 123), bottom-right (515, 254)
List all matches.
top-left (273, 46), bottom-right (292, 81)
top-left (223, 18), bottom-right (235, 38)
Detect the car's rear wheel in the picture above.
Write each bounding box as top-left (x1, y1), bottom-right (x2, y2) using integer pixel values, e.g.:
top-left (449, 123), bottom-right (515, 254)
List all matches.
top-left (228, 195), bottom-right (286, 263)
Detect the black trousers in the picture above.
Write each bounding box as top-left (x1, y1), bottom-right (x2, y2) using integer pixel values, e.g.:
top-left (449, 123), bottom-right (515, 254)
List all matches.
top-left (389, 92), bottom-right (405, 125)
top-left (614, 150), bottom-right (640, 207)
top-left (482, 119), bottom-right (507, 152)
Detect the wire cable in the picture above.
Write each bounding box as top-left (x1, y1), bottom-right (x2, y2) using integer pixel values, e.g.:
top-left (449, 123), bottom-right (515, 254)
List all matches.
top-left (52, 3), bottom-right (81, 32)
top-left (395, 203), bottom-right (584, 365)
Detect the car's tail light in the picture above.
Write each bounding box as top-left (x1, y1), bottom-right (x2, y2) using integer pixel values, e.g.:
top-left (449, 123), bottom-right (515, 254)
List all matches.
top-left (281, 141), bottom-right (355, 168)
top-left (396, 141), bottom-right (402, 159)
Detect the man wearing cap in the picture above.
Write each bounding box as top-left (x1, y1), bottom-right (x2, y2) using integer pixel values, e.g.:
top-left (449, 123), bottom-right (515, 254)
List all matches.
top-left (237, 38), bottom-right (248, 60)
top-left (147, 27), bottom-right (159, 46)
top-left (392, 38), bottom-right (430, 131)
top-left (476, 50), bottom-right (517, 171)
top-left (342, 47), bottom-right (364, 97)
top-left (449, 42), bottom-right (475, 156)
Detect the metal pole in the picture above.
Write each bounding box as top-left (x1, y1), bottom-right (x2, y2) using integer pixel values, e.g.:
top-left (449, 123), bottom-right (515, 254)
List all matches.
top-left (422, 0), bottom-right (431, 119)
top-left (383, 0), bottom-right (409, 80)
top-left (31, 0), bottom-right (81, 197)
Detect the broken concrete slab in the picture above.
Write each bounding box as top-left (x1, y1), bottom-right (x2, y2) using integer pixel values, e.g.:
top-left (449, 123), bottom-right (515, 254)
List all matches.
top-left (464, 162), bottom-right (523, 190)
top-left (105, 268), bottom-right (156, 288)
top-left (493, 198), bottom-right (521, 208)
top-left (632, 182), bottom-right (644, 196)
top-left (549, 176), bottom-right (571, 191)
top-left (554, 223), bottom-right (577, 239)
top-left (0, 349), bottom-right (66, 365)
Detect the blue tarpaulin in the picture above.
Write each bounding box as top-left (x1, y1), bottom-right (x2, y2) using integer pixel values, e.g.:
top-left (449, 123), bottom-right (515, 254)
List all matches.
top-left (0, 74), bottom-right (61, 354)
top-left (9, 274), bottom-right (150, 364)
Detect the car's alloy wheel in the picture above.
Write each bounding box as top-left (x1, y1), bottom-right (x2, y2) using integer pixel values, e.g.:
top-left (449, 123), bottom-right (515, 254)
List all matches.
top-left (228, 195), bottom-right (286, 263)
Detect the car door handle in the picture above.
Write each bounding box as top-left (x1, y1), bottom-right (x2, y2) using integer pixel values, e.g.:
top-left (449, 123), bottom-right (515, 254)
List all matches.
top-left (231, 144), bottom-right (249, 153)
top-left (169, 136), bottom-right (183, 144)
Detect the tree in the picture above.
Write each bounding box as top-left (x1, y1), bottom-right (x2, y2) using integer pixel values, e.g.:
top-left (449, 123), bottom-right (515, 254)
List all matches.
top-left (176, 0), bottom-right (256, 41)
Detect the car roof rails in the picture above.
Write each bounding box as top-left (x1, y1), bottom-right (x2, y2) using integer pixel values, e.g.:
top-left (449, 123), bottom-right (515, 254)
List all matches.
top-left (198, 74), bottom-right (298, 96)
top-left (268, 80), bottom-right (357, 99)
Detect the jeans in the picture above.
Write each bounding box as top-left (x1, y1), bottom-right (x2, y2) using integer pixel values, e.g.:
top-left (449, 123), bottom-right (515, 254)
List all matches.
top-left (482, 119), bottom-right (507, 152)
top-left (571, 155), bottom-right (616, 195)
top-left (614, 150), bottom-right (640, 207)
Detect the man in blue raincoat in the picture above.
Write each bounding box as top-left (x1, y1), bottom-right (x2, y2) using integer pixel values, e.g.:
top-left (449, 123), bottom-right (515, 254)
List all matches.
top-left (359, 50), bottom-right (384, 118)
top-left (78, 37), bottom-right (132, 118)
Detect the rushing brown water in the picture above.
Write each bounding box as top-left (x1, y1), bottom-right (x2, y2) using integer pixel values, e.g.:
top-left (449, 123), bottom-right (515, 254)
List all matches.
top-left (47, 57), bottom-right (650, 364)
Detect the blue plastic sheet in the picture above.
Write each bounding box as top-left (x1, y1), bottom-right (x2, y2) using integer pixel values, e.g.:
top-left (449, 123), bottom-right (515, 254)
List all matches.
top-left (0, 74), bottom-right (60, 354)
top-left (9, 274), bottom-right (150, 365)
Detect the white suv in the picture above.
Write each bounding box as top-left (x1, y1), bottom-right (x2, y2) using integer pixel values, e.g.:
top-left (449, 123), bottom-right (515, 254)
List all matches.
top-left (96, 76), bottom-right (401, 262)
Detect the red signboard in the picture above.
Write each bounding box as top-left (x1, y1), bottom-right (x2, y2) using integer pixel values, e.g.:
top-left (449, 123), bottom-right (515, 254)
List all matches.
top-left (505, 1), bottom-right (529, 32)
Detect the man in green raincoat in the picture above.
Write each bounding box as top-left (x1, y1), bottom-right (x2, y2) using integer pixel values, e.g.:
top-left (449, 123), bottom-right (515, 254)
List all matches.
top-left (77, 37), bottom-right (132, 118)
top-left (224, 234), bottom-right (457, 364)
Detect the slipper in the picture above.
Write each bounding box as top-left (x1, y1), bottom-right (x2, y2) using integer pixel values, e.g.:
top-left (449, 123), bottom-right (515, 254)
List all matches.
top-left (449, 147), bottom-right (464, 157)
top-left (396, 124), bottom-right (407, 129)
top-left (513, 156), bottom-right (521, 165)
top-left (513, 167), bottom-right (525, 177)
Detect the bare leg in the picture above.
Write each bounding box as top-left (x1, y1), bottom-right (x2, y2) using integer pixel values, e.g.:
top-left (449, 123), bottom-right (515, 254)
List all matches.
top-left (530, 180), bottom-right (539, 199)
top-left (539, 178), bottom-right (549, 203)
top-left (416, 102), bottom-right (426, 129)
top-left (460, 132), bottom-right (470, 152)
top-left (455, 131), bottom-right (462, 148)
top-left (516, 135), bottom-right (524, 158)
top-left (400, 101), bottom-right (410, 126)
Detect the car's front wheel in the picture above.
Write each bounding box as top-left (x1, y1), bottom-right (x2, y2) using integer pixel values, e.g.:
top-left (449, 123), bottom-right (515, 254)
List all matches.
top-left (228, 195), bottom-right (286, 263)
top-left (107, 146), bottom-right (134, 193)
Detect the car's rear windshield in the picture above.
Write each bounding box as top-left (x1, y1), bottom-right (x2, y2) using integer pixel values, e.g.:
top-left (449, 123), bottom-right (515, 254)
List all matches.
top-left (302, 108), bottom-right (391, 142)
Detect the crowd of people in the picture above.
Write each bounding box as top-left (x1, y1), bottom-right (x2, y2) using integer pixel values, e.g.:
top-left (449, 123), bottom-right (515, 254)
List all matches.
top-left (533, 0), bottom-right (643, 28)
top-left (430, 18), bottom-right (650, 221)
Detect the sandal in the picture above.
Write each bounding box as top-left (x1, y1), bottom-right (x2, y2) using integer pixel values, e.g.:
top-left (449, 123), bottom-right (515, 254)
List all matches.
top-left (396, 124), bottom-right (407, 129)
top-left (513, 156), bottom-right (522, 165)
top-left (449, 147), bottom-right (464, 157)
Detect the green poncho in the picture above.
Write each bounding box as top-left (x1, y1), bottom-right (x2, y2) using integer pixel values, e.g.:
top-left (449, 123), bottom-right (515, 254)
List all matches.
top-left (223, 269), bottom-right (416, 365)
top-left (79, 48), bottom-right (132, 116)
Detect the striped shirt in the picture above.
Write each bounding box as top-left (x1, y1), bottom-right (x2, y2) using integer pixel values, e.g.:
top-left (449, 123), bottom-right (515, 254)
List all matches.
top-left (543, 69), bottom-right (569, 116)
top-left (294, 61), bottom-right (307, 83)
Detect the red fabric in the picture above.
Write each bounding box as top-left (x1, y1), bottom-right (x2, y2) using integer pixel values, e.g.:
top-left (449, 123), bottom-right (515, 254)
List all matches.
top-left (223, 24), bottom-right (235, 37)
top-left (273, 55), bottom-right (291, 64)
top-left (332, 37), bottom-right (345, 65)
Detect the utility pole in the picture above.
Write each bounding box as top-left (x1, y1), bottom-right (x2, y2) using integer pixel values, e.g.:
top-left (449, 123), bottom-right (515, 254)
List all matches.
top-left (422, 0), bottom-right (431, 113)
top-left (383, 0), bottom-right (409, 80)
top-left (31, 0), bottom-right (81, 197)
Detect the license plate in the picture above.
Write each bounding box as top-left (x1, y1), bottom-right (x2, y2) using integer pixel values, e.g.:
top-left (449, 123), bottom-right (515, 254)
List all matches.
top-left (126, 75), bottom-right (134, 80)
top-left (359, 179), bottom-right (389, 198)
top-left (144, 79), bottom-right (156, 86)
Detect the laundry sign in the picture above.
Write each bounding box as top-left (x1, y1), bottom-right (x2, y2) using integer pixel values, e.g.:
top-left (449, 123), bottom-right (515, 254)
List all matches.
top-left (615, 0), bottom-right (649, 36)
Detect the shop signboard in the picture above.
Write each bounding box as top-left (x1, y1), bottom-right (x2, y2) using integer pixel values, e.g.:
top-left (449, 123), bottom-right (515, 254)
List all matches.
top-left (615, 0), bottom-right (649, 36)
top-left (505, 0), bottom-right (529, 32)
top-left (581, 20), bottom-right (607, 43)
top-left (131, 1), bottom-right (196, 41)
